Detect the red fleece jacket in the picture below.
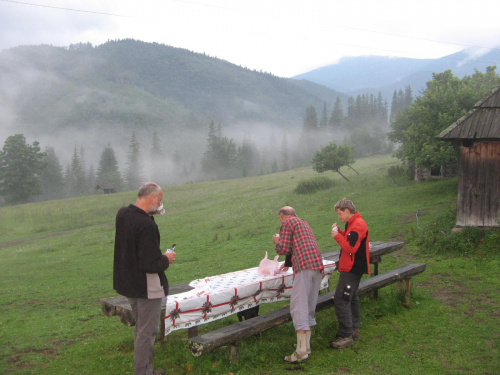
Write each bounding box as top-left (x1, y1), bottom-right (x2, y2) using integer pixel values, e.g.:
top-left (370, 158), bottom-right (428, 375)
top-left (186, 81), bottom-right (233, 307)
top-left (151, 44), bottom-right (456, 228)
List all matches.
top-left (334, 211), bottom-right (370, 274)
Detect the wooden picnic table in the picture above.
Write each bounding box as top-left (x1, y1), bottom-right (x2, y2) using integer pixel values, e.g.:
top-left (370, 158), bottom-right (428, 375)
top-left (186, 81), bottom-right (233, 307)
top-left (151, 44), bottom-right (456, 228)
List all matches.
top-left (98, 241), bottom-right (404, 334)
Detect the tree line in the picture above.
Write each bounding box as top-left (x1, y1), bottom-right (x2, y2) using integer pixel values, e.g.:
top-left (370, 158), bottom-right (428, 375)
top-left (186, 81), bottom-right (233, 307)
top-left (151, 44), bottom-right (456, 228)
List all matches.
top-left (308, 67), bottom-right (499, 183)
top-left (0, 88), bottom-right (408, 205)
top-left (3, 66), bottom-right (497, 205)
top-left (389, 66), bottom-right (500, 173)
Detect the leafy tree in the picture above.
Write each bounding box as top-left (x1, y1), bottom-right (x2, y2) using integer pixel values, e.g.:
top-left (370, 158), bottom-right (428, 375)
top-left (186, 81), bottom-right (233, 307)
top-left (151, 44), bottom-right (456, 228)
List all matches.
top-left (389, 67), bottom-right (500, 169)
top-left (39, 146), bottom-right (64, 201)
top-left (349, 127), bottom-right (392, 158)
top-left (0, 134), bottom-right (46, 204)
top-left (125, 131), bottom-right (143, 191)
top-left (312, 142), bottom-right (355, 182)
top-left (96, 142), bottom-right (123, 191)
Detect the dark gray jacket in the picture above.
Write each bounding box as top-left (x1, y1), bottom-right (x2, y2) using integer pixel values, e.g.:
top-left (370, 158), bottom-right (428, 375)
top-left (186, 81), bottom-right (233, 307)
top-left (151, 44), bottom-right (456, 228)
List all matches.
top-left (113, 204), bottom-right (169, 299)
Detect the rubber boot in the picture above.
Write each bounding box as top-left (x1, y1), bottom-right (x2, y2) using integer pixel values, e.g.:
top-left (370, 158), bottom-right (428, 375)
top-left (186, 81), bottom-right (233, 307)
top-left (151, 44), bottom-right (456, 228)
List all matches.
top-left (284, 333), bottom-right (309, 363)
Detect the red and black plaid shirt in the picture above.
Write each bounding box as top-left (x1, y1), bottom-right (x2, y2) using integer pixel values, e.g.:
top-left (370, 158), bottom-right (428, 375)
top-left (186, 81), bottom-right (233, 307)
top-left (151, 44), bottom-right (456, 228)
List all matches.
top-left (275, 216), bottom-right (324, 275)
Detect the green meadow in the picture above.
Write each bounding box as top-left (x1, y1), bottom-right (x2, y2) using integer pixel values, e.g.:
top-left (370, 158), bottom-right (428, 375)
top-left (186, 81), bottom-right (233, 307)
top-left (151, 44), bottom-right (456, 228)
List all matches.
top-left (1, 154), bottom-right (498, 374)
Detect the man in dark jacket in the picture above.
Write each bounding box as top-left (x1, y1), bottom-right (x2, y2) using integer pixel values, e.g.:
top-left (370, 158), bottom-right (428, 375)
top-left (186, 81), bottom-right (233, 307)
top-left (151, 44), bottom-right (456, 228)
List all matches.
top-left (114, 182), bottom-right (176, 375)
top-left (330, 198), bottom-right (370, 349)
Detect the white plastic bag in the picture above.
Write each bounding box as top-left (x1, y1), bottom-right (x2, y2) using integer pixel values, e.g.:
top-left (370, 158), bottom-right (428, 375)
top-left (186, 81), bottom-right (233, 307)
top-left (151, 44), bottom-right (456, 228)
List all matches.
top-left (258, 251), bottom-right (280, 276)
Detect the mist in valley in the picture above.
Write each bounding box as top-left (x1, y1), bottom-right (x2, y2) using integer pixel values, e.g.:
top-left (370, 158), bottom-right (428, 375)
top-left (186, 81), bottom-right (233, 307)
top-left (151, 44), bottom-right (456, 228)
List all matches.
top-left (0, 42), bottom-right (395, 205)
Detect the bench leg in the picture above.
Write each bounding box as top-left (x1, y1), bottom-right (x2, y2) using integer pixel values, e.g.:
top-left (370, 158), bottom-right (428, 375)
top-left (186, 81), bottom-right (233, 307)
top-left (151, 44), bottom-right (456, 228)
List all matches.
top-left (397, 278), bottom-right (411, 307)
top-left (373, 262), bottom-right (379, 298)
top-left (404, 278), bottom-right (411, 308)
top-left (230, 342), bottom-right (240, 363)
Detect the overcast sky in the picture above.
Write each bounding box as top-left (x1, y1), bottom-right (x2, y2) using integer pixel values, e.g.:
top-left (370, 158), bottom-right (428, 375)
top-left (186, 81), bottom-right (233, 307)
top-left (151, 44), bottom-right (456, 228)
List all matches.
top-left (1, 0), bottom-right (500, 77)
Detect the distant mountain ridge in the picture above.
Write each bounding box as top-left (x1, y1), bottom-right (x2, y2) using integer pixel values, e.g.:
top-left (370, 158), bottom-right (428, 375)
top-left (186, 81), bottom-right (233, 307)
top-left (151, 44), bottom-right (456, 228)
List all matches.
top-left (293, 49), bottom-right (500, 98)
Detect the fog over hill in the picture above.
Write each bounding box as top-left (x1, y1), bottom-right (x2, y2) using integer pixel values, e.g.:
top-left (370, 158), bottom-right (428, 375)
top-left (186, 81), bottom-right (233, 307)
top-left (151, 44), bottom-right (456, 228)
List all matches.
top-left (0, 39), bottom-right (346, 182)
top-left (5, 39), bottom-right (494, 189)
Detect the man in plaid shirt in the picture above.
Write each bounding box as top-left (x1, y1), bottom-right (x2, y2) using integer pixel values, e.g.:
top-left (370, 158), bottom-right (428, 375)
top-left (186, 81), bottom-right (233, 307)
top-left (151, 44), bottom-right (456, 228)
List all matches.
top-left (273, 206), bottom-right (324, 363)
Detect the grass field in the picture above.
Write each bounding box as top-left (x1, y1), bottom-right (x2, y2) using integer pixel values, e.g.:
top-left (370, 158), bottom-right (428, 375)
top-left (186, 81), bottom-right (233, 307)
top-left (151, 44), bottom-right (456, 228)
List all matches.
top-left (0, 154), bottom-right (498, 374)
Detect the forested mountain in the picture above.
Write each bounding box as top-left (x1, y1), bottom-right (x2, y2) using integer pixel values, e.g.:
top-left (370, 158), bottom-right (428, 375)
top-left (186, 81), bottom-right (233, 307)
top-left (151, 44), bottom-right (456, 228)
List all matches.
top-left (0, 39), bottom-right (347, 170)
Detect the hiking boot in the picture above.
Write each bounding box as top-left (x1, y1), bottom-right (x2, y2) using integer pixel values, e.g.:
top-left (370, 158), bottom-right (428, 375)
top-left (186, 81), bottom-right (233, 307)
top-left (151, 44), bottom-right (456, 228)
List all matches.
top-left (352, 328), bottom-right (360, 340)
top-left (329, 336), bottom-right (354, 349)
top-left (153, 369), bottom-right (166, 375)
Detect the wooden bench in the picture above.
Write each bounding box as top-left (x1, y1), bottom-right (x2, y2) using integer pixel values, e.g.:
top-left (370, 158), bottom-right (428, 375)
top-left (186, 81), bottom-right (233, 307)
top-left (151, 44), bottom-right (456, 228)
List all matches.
top-left (187, 263), bottom-right (426, 362)
top-left (98, 241), bottom-right (404, 337)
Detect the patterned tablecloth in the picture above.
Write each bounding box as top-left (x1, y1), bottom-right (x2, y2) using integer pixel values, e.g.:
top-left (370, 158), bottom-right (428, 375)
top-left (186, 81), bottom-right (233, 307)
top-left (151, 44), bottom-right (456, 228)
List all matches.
top-left (164, 259), bottom-right (336, 335)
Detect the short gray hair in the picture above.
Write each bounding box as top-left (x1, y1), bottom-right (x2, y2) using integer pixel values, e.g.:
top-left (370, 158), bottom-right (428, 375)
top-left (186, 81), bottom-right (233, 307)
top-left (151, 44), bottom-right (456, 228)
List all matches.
top-left (334, 198), bottom-right (356, 213)
top-left (138, 182), bottom-right (161, 198)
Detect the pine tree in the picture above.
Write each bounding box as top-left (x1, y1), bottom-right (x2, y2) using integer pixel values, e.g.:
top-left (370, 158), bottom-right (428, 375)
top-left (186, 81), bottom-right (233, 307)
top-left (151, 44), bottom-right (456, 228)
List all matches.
top-left (319, 102), bottom-right (328, 129)
top-left (96, 142), bottom-right (123, 191)
top-left (281, 134), bottom-right (289, 171)
top-left (0, 134), bottom-right (46, 204)
top-left (303, 105), bottom-right (319, 132)
top-left (125, 131), bottom-right (143, 191)
top-left (150, 130), bottom-right (166, 184)
top-left (39, 146), bottom-right (64, 201)
top-left (65, 146), bottom-right (87, 197)
top-left (330, 97), bottom-right (344, 128)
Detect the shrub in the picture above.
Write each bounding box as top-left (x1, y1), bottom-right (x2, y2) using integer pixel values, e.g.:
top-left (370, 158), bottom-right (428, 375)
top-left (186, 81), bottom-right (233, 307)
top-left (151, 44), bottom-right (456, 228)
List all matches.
top-left (294, 176), bottom-right (336, 195)
top-left (387, 165), bottom-right (406, 179)
top-left (410, 207), bottom-right (498, 256)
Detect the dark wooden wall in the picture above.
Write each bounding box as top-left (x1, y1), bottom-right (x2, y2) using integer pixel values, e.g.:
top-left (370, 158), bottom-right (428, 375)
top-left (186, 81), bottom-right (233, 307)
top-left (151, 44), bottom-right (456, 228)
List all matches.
top-left (456, 141), bottom-right (500, 227)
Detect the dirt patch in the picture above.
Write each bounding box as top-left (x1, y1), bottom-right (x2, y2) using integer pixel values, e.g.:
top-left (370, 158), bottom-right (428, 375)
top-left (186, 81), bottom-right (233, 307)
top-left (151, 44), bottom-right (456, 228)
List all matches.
top-left (419, 273), bottom-right (498, 317)
top-left (4, 347), bottom-right (59, 370)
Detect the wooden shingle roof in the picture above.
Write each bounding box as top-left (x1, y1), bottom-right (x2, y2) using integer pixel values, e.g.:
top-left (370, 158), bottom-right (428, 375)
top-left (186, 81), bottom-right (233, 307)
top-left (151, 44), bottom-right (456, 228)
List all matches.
top-left (437, 86), bottom-right (500, 141)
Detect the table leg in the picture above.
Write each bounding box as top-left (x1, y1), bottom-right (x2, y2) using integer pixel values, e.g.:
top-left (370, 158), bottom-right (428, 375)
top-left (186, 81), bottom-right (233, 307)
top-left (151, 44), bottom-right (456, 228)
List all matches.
top-left (188, 326), bottom-right (198, 338)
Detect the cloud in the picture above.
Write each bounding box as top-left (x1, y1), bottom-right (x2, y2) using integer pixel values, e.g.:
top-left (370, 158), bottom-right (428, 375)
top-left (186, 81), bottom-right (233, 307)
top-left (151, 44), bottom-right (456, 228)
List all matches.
top-left (1, 0), bottom-right (500, 78)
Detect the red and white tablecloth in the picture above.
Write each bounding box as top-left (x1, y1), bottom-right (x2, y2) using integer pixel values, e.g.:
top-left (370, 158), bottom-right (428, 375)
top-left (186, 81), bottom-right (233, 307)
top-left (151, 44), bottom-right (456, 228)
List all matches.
top-left (164, 259), bottom-right (336, 335)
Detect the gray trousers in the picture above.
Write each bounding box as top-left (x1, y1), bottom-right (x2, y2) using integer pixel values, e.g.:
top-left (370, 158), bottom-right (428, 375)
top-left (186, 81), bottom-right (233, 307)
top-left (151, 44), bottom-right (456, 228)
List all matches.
top-left (334, 272), bottom-right (363, 337)
top-left (290, 269), bottom-right (323, 331)
top-left (128, 297), bottom-right (163, 375)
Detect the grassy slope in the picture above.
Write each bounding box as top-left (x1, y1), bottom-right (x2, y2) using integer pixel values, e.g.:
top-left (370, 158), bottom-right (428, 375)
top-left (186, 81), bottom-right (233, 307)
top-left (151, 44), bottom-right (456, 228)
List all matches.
top-left (0, 154), bottom-right (498, 374)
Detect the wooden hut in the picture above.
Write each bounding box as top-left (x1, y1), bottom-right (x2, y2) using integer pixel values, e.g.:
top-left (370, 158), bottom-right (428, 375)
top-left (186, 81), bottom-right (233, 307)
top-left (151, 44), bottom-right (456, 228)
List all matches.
top-left (95, 183), bottom-right (117, 194)
top-left (437, 86), bottom-right (500, 229)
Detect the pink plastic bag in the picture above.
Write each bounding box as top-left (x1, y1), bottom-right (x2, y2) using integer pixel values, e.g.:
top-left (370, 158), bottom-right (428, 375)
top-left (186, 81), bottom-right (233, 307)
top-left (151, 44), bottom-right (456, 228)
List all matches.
top-left (258, 251), bottom-right (280, 276)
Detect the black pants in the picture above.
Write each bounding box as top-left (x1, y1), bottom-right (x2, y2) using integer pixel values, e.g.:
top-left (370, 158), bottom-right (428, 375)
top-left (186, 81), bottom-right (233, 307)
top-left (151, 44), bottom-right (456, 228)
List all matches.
top-left (334, 272), bottom-right (363, 337)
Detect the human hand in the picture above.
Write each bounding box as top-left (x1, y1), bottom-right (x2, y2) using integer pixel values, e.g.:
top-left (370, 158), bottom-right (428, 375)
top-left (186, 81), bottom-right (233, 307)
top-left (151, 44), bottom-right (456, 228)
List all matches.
top-left (272, 233), bottom-right (280, 245)
top-left (166, 251), bottom-right (176, 263)
top-left (331, 223), bottom-right (339, 238)
top-left (280, 263), bottom-right (289, 272)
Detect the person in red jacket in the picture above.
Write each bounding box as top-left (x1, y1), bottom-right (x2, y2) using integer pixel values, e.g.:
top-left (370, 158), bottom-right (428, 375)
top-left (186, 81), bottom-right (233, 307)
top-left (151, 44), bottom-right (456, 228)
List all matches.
top-left (330, 199), bottom-right (370, 349)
